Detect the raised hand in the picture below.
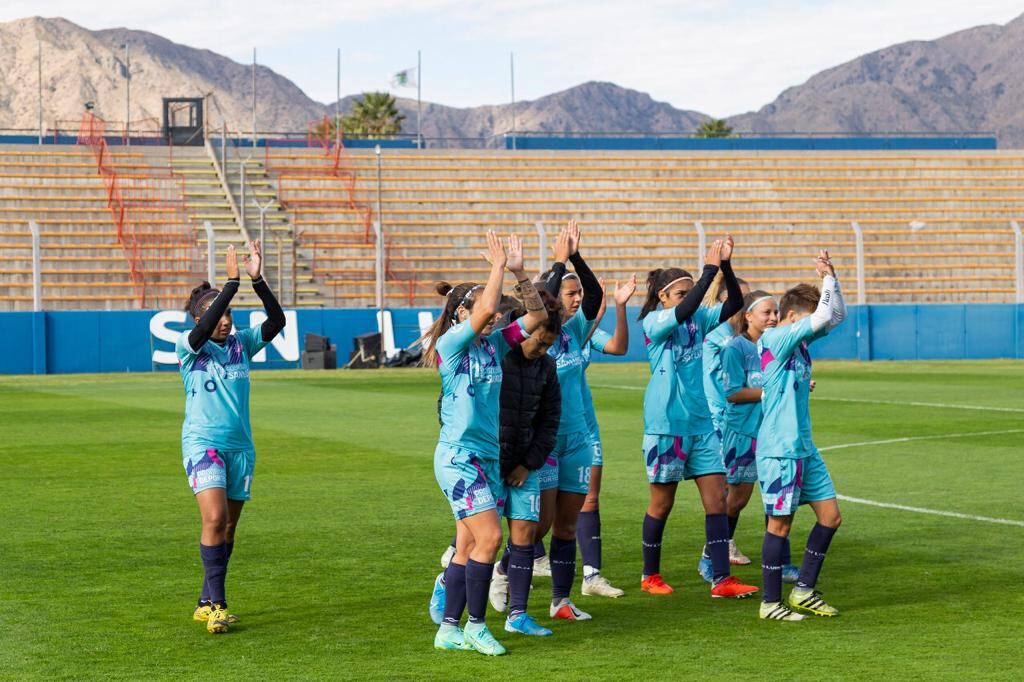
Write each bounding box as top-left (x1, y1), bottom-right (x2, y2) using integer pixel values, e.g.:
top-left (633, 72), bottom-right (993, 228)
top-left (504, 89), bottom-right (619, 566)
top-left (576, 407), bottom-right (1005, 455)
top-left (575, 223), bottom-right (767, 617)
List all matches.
top-left (721, 233), bottom-right (735, 260)
top-left (226, 244), bottom-right (239, 279)
top-left (705, 239), bottom-right (723, 268)
top-left (480, 230), bottom-right (507, 269)
top-left (243, 240), bottom-right (262, 279)
top-left (567, 218), bottom-right (581, 256)
top-left (505, 233), bottom-right (525, 275)
top-left (553, 224), bottom-right (571, 263)
top-left (815, 248), bottom-right (834, 278)
top-left (614, 274), bottom-right (638, 305)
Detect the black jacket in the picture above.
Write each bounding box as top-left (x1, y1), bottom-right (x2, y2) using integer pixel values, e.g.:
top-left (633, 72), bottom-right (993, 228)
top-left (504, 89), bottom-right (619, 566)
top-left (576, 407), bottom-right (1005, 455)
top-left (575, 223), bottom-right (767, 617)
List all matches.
top-left (499, 345), bottom-right (561, 480)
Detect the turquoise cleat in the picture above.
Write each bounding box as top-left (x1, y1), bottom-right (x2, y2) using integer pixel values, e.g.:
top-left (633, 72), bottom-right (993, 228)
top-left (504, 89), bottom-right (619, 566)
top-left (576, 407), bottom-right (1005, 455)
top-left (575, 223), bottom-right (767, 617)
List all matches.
top-left (434, 623), bottom-right (473, 651)
top-left (463, 622), bottom-right (507, 656)
top-left (504, 612), bottom-right (553, 637)
top-left (428, 572), bottom-right (446, 625)
top-left (697, 556), bottom-right (714, 584)
top-left (782, 564), bottom-right (800, 584)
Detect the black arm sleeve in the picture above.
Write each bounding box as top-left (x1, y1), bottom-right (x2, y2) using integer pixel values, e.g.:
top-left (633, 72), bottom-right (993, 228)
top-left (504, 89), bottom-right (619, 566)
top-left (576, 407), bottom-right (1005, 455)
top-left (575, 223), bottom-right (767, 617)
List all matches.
top-left (543, 261), bottom-right (567, 297)
top-left (570, 252), bottom-right (603, 320)
top-left (252, 276), bottom-right (286, 342)
top-left (674, 264), bottom-right (718, 324)
top-left (718, 260), bottom-right (743, 323)
top-left (187, 279), bottom-right (239, 350)
top-left (524, 364), bottom-right (561, 471)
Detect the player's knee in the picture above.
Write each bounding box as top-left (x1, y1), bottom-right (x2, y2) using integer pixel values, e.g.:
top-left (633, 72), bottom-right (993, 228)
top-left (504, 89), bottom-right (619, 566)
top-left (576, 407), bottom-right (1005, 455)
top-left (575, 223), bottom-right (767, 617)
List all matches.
top-left (475, 526), bottom-right (503, 555)
top-left (825, 511), bottom-right (842, 529)
top-left (553, 521), bottom-right (576, 539)
top-left (648, 499), bottom-right (673, 518)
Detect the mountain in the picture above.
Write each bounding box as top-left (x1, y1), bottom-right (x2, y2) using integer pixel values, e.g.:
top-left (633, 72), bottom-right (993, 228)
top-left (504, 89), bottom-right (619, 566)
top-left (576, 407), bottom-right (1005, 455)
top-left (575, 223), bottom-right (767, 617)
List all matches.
top-left (0, 16), bottom-right (324, 133)
top-left (728, 14), bottom-right (1024, 145)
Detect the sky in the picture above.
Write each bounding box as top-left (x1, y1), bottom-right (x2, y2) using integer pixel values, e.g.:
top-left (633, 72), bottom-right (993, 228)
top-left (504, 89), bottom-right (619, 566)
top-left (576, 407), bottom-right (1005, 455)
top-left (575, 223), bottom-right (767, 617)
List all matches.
top-left (4, 1), bottom-right (1024, 116)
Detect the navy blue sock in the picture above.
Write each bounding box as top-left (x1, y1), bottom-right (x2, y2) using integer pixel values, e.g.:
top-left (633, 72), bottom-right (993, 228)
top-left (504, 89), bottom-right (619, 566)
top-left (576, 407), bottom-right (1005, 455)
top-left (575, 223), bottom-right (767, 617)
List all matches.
top-left (499, 540), bottom-right (512, 575)
top-left (549, 537), bottom-right (576, 602)
top-left (465, 559), bottom-right (493, 625)
top-left (576, 510), bottom-right (601, 575)
top-left (199, 543), bottom-right (228, 606)
top-left (507, 543), bottom-right (534, 617)
top-left (761, 532), bottom-right (787, 603)
top-left (797, 523), bottom-right (838, 590)
top-left (441, 561), bottom-right (467, 626)
top-left (782, 537), bottom-right (792, 565)
top-left (706, 513), bottom-right (731, 582)
top-left (533, 540), bottom-right (546, 559)
top-left (727, 515), bottom-right (739, 539)
top-left (642, 514), bottom-right (667, 577)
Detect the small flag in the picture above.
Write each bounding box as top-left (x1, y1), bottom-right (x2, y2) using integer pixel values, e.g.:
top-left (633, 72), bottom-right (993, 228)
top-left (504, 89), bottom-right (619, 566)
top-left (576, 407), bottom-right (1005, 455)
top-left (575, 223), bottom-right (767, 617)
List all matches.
top-left (390, 67), bottom-right (417, 89)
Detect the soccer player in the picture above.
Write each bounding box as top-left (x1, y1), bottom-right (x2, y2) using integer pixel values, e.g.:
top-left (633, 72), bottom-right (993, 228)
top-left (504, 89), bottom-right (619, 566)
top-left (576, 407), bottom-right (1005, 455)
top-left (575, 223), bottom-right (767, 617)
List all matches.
top-left (756, 250), bottom-right (847, 621)
top-left (486, 290), bottom-right (563, 637)
top-left (700, 276), bottom-right (750, 571)
top-left (420, 231), bottom-right (548, 655)
top-left (532, 219), bottom-right (604, 621)
top-left (576, 275), bottom-right (637, 599)
top-left (637, 237), bottom-right (759, 599)
top-left (176, 240), bottom-right (285, 634)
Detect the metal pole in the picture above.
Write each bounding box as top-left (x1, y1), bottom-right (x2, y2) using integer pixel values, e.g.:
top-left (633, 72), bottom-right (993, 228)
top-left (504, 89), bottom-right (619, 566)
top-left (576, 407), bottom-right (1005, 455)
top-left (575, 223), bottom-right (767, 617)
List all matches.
top-left (240, 161), bottom-right (247, 233)
top-left (30, 220), bottom-right (42, 311)
top-left (851, 221), bottom-right (867, 305)
top-left (252, 47), bottom-right (257, 148)
top-left (535, 222), bottom-right (547, 273)
top-left (203, 221), bottom-right (216, 282)
top-left (1012, 221), bottom-right (1023, 304)
top-left (221, 125), bottom-right (227, 172)
top-left (694, 221), bottom-right (706, 273)
top-left (336, 48), bottom-right (341, 147)
top-left (37, 40), bottom-right (43, 145)
top-left (416, 50), bottom-right (422, 149)
top-left (375, 145), bottom-right (385, 313)
top-left (510, 52), bottom-right (516, 151)
top-left (124, 42), bottom-right (130, 146)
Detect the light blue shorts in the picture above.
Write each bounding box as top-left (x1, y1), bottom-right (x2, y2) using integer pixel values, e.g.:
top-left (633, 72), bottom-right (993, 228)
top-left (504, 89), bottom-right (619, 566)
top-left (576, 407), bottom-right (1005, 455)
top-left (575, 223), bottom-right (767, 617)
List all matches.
top-left (434, 443), bottom-right (504, 521)
top-left (183, 447), bottom-right (255, 501)
top-left (539, 431), bottom-right (594, 494)
top-left (758, 450), bottom-right (836, 517)
top-left (643, 431), bottom-right (726, 484)
top-left (722, 432), bottom-right (759, 485)
top-left (503, 469), bottom-right (542, 522)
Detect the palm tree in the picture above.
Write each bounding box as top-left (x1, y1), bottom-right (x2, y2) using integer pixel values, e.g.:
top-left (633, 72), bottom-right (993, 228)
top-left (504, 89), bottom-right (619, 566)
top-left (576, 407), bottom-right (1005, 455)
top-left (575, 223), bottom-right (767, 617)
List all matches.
top-left (696, 118), bottom-right (734, 138)
top-left (341, 92), bottom-right (406, 138)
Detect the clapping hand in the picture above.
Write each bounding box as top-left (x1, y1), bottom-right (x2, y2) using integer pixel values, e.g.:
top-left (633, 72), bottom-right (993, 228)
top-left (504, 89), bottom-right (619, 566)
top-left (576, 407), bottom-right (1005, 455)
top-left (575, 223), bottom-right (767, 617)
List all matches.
top-left (226, 244), bottom-right (239, 279)
top-left (481, 230), bottom-right (508, 269)
top-left (614, 274), bottom-right (638, 305)
top-left (243, 240), bottom-right (262, 279)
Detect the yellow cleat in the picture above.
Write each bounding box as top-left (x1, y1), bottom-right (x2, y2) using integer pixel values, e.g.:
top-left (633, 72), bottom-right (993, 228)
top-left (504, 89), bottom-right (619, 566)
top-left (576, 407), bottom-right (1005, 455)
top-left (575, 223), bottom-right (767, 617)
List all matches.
top-left (207, 604), bottom-right (230, 634)
top-left (787, 588), bottom-right (839, 617)
top-left (194, 603), bottom-right (239, 624)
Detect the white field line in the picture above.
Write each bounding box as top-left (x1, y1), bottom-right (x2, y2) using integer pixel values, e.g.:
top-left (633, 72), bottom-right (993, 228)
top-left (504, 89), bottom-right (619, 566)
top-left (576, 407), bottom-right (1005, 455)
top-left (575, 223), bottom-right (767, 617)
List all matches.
top-left (818, 429), bottom-right (1024, 452)
top-left (836, 495), bottom-right (1024, 528)
top-left (590, 384), bottom-right (1024, 414)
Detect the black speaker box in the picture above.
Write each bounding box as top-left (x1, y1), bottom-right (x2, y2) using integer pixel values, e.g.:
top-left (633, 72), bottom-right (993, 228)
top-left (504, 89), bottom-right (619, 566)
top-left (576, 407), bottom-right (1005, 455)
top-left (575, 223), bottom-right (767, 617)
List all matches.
top-left (301, 349), bottom-right (337, 370)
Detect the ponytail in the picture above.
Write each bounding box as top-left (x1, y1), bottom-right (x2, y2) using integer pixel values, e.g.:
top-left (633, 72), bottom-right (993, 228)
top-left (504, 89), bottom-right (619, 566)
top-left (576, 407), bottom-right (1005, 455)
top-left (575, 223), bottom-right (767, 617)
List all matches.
top-left (417, 281), bottom-right (479, 367)
top-left (638, 267), bottom-right (692, 320)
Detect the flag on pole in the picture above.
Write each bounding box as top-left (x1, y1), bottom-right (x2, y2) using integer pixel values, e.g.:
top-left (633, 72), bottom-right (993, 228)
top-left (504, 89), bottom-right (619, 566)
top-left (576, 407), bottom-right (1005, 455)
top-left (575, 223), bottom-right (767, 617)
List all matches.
top-left (390, 67), bottom-right (418, 89)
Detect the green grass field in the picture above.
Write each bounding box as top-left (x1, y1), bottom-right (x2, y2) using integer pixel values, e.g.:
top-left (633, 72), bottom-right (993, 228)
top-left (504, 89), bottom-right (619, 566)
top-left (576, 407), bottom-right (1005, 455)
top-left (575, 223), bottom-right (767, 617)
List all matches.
top-left (2, 361), bottom-right (1022, 680)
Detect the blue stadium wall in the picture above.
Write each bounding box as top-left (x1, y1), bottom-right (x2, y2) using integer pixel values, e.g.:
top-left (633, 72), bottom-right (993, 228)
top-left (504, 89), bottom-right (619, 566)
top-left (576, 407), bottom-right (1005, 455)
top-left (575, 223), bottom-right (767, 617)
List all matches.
top-left (1, 304), bottom-right (1022, 374)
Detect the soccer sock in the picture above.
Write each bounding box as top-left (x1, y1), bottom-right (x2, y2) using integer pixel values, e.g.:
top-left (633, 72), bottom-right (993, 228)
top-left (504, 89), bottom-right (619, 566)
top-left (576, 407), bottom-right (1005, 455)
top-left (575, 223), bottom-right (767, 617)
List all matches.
top-left (465, 559), bottom-right (493, 625)
top-left (200, 540), bottom-right (235, 604)
top-left (761, 532), bottom-right (787, 603)
top-left (706, 513), bottom-right (731, 582)
top-left (797, 523), bottom-right (838, 590)
top-left (499, 540), bottom-right (512, 575)
top-left (199, 543), bottom-right (228, 606)
top-left (441, 561), bottom-right (468, 626)
top-left (642, 514), bottom-right (667, 577)
top-left (727, 514), bottom-right (739, 539)
top-left (549, 536), bottom-right (576, 602)
top-left (577, 510), bottom-right (602, 577)
top-left (533, 540), bottom-right (546, 559)
top-left (507, 543), bottom-right (534, 617)
top-left (782, 537), bottom-right (792, 565)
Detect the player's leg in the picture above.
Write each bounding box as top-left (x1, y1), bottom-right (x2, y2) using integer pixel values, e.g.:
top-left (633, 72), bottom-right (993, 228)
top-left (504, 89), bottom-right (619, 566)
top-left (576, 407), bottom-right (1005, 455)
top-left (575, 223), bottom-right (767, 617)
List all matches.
top-left (641, 434), bottom-right (685, 594)
top-left (758, 456), bottom-right (805, 621)
top-left (532, 448), bottom-right (560, 576)
top-left (195, 488), bottom-right (231, 633)
top-left (503, 513), bottom-right (552, 636)
top-left (578, 458), bottom-right (623, 597)
top-left (724, 434), bottom-right (758, 565)
top-left (549, 490), bottom-right (590, 620)
top-left (787, 452), bottom-right (841, 617)
top-left (458, 509), bottom-right (507, 654)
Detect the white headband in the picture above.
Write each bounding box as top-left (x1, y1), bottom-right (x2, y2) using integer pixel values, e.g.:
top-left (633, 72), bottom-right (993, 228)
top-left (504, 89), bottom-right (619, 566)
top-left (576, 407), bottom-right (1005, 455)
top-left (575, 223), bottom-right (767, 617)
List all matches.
top-left (659, 276), bottom-right (693, 294)
top-left (746, 295), bottom-right (777, 312)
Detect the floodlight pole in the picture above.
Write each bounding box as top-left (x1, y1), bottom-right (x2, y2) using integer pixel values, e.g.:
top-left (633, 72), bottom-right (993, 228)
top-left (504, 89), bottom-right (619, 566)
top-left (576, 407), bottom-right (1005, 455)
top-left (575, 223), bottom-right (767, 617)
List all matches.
top-left (252, 48), bottom-right (257, 148)
top-left (37, 40), bottom-right (43, 145)
top-left (375, 145), bottom-right (385, 315)
top-left (416, 50), bottom-right (422, 149)
top-left (30, 220), bottom-right (42, 311)
top-left (203, 221), bottom-right (216, 283)
top-left (124, 42), bottom-right (130, 146)
top-left (851, 221), bottom-right (866, 305)
top-left (510, 52), bottom-right (516, 151)
top-left (1012, 221), bottom-right (1023, 304)
top-left (535, 222), bottom-right (547, 273)
top-left (694, 221), bottom-right (706, 274)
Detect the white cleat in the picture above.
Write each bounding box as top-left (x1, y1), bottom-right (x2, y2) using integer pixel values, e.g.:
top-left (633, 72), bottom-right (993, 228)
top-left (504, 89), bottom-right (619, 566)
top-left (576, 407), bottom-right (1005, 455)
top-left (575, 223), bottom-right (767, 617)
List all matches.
top-left (581, 573), bottom-right (625, 598)
top-left (550, 597), bottom-right (592, 621)
top-left (729, 540), bottom-right (752, 566)
top-left (759, 601), bottom-right (806, 622)
top-left (489, 565), bottom-right (509, 612)
top-left (440, 545), bottom-right (455, 569)
top-left (533, 555), bottom-right (552, 578)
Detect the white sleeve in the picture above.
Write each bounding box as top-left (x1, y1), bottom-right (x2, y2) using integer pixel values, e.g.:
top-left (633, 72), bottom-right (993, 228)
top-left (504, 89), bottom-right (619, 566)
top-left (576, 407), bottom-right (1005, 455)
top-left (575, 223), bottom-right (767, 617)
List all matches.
top-left (809, 275), bottom-right (836, 333)
top-left (828, 278), bottom-right (847, 330)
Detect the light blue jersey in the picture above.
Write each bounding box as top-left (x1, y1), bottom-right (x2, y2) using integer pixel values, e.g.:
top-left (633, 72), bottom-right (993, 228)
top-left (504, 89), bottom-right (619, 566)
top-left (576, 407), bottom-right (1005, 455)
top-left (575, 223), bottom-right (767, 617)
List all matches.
top-left (547, 308), bottom-right (593, 436)
top-left (703, 322), bottom-right (734, 432)
top-left (436, 318), bottom-right (528, 459)
top-left (721, 334), bottom-right (763, 438)
top-left (757, 317), bottom-right (828, 459)
top-left (581, 327), bottom-right (612, 440)
top-left (642, 304), bottom-right (724, 435)
top-left (176, 327), bottom-right (268, 452)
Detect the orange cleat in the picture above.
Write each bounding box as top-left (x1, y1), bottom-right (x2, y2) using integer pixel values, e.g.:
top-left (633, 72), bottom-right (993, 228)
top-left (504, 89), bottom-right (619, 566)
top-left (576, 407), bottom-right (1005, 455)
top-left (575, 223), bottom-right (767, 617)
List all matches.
top-left (710, 575), bottom-right (759, 599)
top-left (641, 574), bottom-right (675, 595)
